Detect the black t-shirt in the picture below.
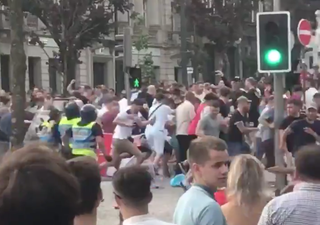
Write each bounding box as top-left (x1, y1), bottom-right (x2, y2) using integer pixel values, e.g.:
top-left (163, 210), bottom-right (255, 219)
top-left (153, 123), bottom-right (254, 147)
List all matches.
top-left (246, 89), bottom-right (260, 127)
top-left (279, 115), bottom-right (304, 152)
top-left (227, 110), bottom-right (248, 143)
top-left (289, 119), bottom-right (320, 152)
top-left (218, 99), bottom-right (230, 118)
top-left (73, 91), bottom-right (89, 105)
top-left (66, 122), bottom-right (103, 149)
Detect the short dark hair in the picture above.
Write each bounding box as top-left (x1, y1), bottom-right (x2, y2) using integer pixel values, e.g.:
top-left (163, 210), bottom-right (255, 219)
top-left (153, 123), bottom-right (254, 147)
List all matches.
top-left (132, 98), bottom-right (144, 106)
top-left (185, 91), bottom-right (195, 102)
top-left (292, 85), bottom-right (303, 93)
top-left (188, 136), bottom-right (227, 165)
top-left (0, 144), bottom-right (80, 225)
top-left (211, 100), bottom-right (221, 108)
top-left (204, 92), bottom-right (219, 101)
top-left (193, 97), bottom-right (201, 104)
top-left (67, 157), bottom-right (101, 215)
top-left (112, 166), bottom-right (152, 207)
top-left (295, 145), bottom-right (320, 180)
top-left (287, 98), bottom-right (303, 107)
top-left (220, 87), bottom-right (231, 97)
top-left (155, 92), bottom-right (166, 101)
top-left (313, 93), bottom-right (320, 99)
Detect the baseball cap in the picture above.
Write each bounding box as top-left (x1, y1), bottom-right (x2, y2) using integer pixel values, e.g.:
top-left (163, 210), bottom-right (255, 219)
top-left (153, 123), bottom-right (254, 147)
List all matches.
top-left (237, 96), bottom-right (252, 103)
top-left (307, 103), bottom-right (318, 110)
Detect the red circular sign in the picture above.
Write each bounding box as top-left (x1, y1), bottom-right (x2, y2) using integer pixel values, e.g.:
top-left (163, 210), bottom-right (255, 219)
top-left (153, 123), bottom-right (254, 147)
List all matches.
top-left (298, 19), bottom-right (312, 46)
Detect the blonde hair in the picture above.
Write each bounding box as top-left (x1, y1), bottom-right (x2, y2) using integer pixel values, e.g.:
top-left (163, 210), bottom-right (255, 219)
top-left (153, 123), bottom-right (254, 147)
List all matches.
top-left (226, 154), bottom-right (270, 206)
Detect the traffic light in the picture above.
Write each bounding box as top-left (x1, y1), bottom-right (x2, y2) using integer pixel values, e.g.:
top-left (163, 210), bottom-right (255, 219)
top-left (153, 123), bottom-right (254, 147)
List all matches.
top-left (257, 11), bottom-right (291, 73)
top-left (129, 68), bottom-right (141, 88)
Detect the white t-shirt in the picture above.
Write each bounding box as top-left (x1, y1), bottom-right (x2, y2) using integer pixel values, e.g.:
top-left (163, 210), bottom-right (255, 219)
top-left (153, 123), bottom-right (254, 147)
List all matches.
top-left (113, 110), bottom-right (139, 139)
top-left (305, 87), bottom-right (318, 106)
top-left (98, 105), bottom-right (108, 119)
top-left (119, 98), bottom-right (128, 113)
top-left (145, 103), bottom-right (172, 135)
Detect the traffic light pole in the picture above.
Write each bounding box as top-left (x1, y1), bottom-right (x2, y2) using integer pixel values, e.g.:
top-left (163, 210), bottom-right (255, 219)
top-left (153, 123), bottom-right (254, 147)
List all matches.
top-left (123, 27), bottom-right (132, 103)
top-left (273, 0), bottom-right (286, 195)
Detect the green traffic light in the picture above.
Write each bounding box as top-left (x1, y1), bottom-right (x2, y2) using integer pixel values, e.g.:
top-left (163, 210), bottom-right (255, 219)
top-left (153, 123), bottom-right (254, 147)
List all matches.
top-left (133, 78), bottom-right (140, 88)
top-left (264, 49), bottom-right (282, 65)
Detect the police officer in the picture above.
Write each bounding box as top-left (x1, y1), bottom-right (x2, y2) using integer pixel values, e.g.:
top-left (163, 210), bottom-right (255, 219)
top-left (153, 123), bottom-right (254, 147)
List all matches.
top-left (38, 107), bottom-right (61, 146)
top-left (63, 104), bottom-right (111, 162)
top-left (59, 102), bottom-right (80, 142)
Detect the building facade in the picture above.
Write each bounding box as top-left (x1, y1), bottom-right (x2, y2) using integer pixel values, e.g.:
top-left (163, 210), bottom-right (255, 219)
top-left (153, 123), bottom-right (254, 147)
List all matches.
top-left (0, 1), bottom-right (181, 93)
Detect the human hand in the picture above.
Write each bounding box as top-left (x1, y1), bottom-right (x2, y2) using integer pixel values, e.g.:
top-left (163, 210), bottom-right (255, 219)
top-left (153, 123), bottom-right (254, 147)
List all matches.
top-left (304, 127), bottom-right (316, 136)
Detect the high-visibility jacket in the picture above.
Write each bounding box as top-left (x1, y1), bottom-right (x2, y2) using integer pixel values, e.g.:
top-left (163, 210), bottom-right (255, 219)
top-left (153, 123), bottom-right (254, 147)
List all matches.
top-left (71, 121), bottom-right (96, 158)
top-left (38, 121), bottom-right (54, 143)
top-left (59, 116), bottom-right (80, 147)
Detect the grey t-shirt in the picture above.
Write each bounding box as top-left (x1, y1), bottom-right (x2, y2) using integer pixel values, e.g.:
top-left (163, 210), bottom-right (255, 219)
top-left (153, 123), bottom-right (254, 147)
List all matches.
top-left (259, 108), bottom-right (275, 142)
top-left (198, 114), bottom-right (223, 137)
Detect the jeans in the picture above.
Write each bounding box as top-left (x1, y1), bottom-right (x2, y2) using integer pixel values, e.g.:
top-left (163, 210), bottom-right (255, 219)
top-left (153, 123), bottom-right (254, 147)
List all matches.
top-left (227, 142), bottom-right (250, 157)
top-left (255, 137), bottom-right (263, 160)
top-left (175, 135), bottom-right (197, 174)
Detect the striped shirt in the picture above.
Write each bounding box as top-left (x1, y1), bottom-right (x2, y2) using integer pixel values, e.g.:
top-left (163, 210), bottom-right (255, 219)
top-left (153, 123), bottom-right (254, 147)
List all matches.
top-left (258, 182), bottom-right (320, 225)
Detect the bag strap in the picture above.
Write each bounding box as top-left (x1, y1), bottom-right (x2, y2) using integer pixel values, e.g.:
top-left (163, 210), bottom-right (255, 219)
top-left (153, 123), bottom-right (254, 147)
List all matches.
top-left (148, 103), bottom-right (163, 119)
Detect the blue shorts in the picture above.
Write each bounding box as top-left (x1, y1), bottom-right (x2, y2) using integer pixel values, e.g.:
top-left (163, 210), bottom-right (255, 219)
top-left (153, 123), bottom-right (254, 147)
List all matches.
top-left (227, 142), bottom-right (250, 157)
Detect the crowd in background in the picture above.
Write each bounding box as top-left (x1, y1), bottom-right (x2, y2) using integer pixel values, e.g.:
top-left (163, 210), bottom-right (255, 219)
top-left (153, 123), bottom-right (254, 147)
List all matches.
top-left (0, 71), bottom-right (319, 225)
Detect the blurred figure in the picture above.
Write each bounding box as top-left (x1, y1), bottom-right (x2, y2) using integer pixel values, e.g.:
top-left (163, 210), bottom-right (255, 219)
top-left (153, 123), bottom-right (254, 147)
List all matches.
top-left (258, 145), bottom-right (320, 225)
top-left (68, 157), bottom-right (102, 225)
top-left (192, 82), bottom-right (205, 101)
top-left (0, 144), bottom-right (80, 225)
top-left (227, 96), bottom-right (257, 157)
top-left (113, 166), bottom-right (175, 225)
top-left (222, 155), bottom-right (271, 225)
top-left (175, 92), bottom-right (196, 173)
top-left (245, 77), bottom-right (261, 127)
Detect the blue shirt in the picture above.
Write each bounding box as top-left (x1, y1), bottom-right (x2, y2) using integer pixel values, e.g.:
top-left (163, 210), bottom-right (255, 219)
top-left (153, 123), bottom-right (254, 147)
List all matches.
top-left (173, 185), bottom-right (227, 225)
top-left (0, 113), bottom-right (11, 139)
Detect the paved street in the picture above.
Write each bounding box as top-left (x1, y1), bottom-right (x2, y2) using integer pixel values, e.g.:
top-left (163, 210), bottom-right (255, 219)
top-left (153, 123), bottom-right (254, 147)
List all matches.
top-left (97, 171), bottom-right (276, 225)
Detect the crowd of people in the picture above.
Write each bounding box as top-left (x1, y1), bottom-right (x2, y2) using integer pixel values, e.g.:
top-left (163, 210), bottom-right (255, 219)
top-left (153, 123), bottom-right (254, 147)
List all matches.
top-left (0, 73), bottom-right (319, 225)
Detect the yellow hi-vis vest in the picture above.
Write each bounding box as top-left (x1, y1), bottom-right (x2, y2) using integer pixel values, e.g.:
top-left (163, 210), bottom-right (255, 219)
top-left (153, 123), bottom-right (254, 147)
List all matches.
top-left (71, 121), bottom-right (96, 158)
top-left (38, 121), bottom-right (54, 143)
top-left (59, 116), bottom-right (80, 147)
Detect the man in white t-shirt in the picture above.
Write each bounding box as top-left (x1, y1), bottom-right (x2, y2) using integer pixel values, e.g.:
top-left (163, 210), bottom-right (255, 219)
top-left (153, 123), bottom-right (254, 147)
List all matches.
top-left (145, 93), bottom-right (172, 170)
top-left (112, 99), bottom-right (152, 169)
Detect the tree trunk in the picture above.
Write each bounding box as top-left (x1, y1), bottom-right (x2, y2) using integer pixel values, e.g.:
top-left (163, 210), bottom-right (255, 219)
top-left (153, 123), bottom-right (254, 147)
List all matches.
top-left (62, 50), bottom-right (76, 96)
top-left (9, 0), bottom-right (27, 149)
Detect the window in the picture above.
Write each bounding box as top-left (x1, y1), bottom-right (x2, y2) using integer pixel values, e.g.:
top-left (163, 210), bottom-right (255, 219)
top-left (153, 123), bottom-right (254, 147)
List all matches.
top-left (142, 0), bottom-right (148, 26)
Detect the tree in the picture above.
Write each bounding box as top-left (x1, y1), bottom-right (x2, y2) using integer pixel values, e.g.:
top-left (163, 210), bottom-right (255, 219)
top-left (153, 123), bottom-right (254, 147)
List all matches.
top-left (173, 0), bottom-right (259, 79)
top-left (9, 0), bottom-right (27, 148)
top-left (3, 0), bottom-right (133, 93)
top-left (132, 14), bottom-right (155, 84)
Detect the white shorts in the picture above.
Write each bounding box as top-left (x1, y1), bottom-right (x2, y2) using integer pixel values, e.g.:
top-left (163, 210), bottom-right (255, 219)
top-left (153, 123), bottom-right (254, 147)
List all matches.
top-left (146, 130), bottom-right (166, 155)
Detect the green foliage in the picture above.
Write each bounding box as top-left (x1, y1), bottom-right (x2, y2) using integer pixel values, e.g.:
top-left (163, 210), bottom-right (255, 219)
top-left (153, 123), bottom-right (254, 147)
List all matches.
top-left (132, 14), bottom-right (155, 83)
top-left (1, 0), bottom-right (133, 87)
top-left (173, 0), bottom-right (259, 52)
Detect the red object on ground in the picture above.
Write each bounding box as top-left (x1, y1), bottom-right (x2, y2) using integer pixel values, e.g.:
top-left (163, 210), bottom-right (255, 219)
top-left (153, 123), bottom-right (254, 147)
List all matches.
top-left (214, 189), bottom-right (227, 206)
top-left (103, 133), bottom-right (113, 155)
